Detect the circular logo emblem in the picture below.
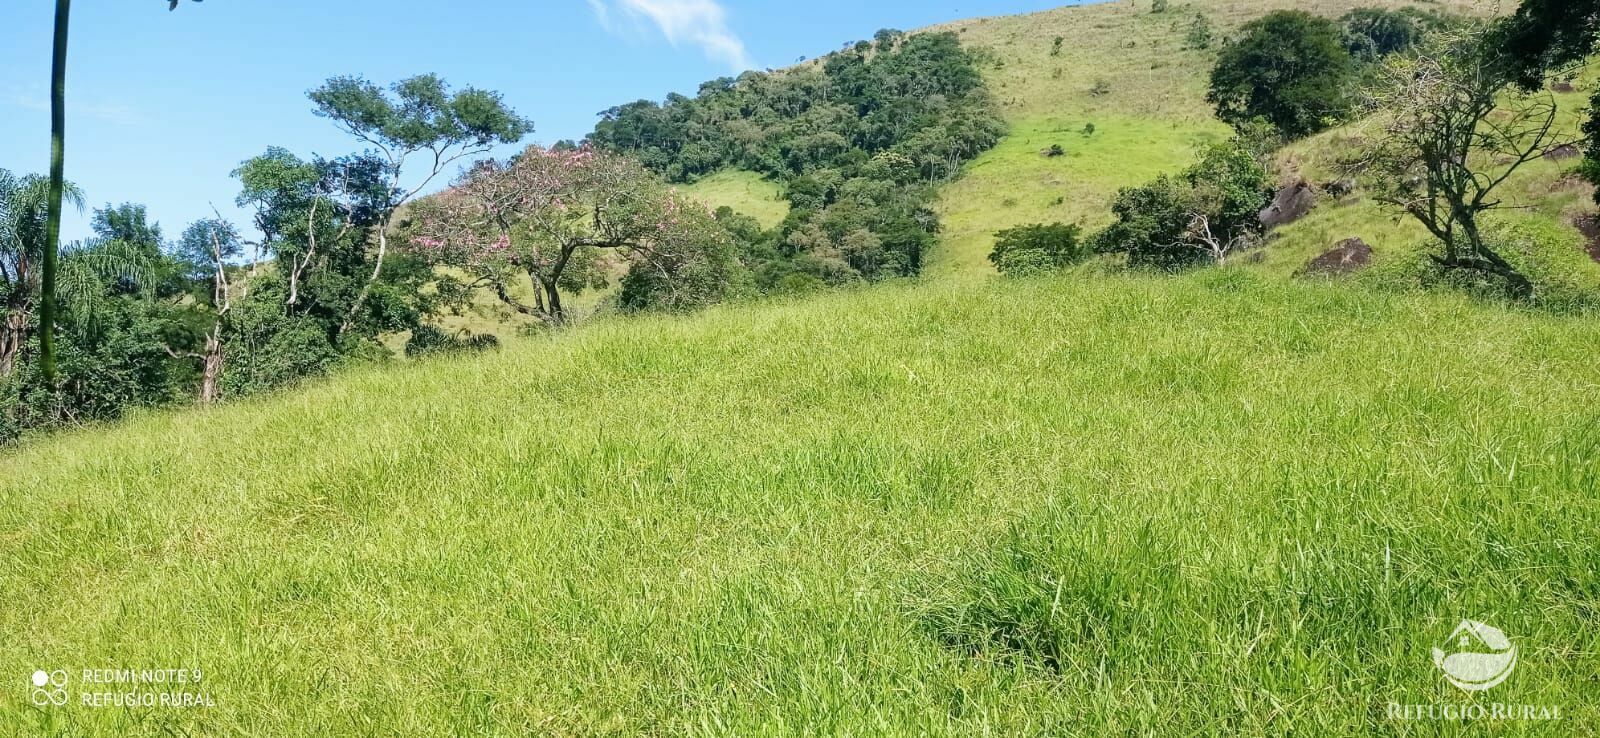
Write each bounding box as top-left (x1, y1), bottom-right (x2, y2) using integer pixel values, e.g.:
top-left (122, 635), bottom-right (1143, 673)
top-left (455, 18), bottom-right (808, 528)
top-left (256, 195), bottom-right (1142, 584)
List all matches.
top-left (1431, 620), bottom-right (1517, 692)
top-left (30, 669), bottom-right (68, 706)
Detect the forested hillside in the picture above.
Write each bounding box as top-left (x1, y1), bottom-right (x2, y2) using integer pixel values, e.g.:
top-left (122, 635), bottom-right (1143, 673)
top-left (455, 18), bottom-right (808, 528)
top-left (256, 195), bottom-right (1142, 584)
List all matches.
top-left (588, 31), bottom-right (1006, 289)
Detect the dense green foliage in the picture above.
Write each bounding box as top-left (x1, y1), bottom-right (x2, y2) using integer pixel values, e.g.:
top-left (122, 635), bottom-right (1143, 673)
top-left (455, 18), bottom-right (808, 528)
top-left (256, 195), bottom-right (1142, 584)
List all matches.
top-left (1494, 0), bottom-right (1600, 90)
top-left (987, 223), bottom-right (1087, 276)
top-left (1207, 11), bottom-right (1355, 138)
top-left (2, 73), bottom-right (527, 444)
top-left (589, 31), bottom-right (998, 183)
top-left (589, 31), bottom-right (1004, 287)
top-left (1090, 143), bottom-right (1270, 270)
top-left (3, 199), bottom-right (186, 443)
top-left (1338, 7), bottom-right (1449, 60)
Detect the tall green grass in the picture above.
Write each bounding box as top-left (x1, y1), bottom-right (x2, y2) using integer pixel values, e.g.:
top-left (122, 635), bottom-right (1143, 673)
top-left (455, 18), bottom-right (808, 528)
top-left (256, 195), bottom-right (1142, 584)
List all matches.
top-left (4, 271), bottom-right (1598, 735)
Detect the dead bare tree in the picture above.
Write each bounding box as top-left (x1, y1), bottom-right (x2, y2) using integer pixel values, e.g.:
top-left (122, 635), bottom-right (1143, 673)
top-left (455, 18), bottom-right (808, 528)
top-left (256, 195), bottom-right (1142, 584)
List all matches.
top-left (1184, 212), bottom-right (1255, 265)
top-left (168, 216), bottom-right (239, 405)
top-left (1339, 25), bottom-right (1570, 297)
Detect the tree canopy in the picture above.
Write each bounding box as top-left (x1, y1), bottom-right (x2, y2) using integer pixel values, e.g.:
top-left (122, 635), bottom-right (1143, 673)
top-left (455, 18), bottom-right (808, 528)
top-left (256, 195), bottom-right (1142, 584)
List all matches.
top-left (1207, 10), bottom-right (1355, 138)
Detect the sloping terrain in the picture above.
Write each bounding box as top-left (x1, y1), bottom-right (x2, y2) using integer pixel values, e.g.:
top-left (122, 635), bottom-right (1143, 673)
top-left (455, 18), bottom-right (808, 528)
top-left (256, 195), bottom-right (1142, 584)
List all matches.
top-left (680, 170), bottom-right (790, 229)
top-left (5, 1), bottom-right (1600, 735)
top-left (926, 0), bottom-right (1509, 274)
top-left (4, 272), bottom-right (1600, 734)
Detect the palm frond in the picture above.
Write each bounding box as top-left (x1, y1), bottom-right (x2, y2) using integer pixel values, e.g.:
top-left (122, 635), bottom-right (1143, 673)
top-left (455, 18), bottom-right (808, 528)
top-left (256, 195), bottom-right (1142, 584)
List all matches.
top-left (66, 238), bottom-right (159, 297)
top-left (56, 256), bottom-right (107, 333)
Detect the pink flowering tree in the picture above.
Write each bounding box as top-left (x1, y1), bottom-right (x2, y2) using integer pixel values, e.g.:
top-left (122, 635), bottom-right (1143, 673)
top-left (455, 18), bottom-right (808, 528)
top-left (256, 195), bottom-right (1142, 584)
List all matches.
top-left (410, 146), bottom-right (734, 324)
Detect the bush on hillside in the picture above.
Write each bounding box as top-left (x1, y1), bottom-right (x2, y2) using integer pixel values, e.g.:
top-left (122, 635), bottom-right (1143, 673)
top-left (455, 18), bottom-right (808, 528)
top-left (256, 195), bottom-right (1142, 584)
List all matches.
top-left (405, 326), bottom-right (500, 359)
top-left (620, 223), bottom-right (755, 314)
top-left (589, 31), bottom-right (1004, 288)
top-left (989, 223), bottom-right (1089, 276)
top-left (1090, 143), bottom-right (1271, 270)
top-left (1207, 10), bottom-right (1355, 138)
top-left (1185, 13), bottom-right (1215, 51)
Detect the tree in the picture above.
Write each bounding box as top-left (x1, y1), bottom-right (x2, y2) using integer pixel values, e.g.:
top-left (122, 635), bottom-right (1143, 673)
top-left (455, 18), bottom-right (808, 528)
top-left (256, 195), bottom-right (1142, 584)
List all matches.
top-left (306, 74), bottom-right (530, 337)
top-left (1207, 10), bottom-right (1354, 138)
top-left (169, 218), bottom-right (239, 403)
top-left (1091, 143), bottom-right (1269, 270)
top-left (1493, 0), bottom-right (1600, 89)
top-left (989, 223), bottom-right (1087, 276)
top-left (1340, 25), bottom-right (1565, 297)
top-left (411, 146), bottom-right (739, 324)
top-left (233, 148), bottom-right (391, 310)
top-left (37, 0), bottom-right (72, 383)
top-left (1, 171), bottom-right (84, 377)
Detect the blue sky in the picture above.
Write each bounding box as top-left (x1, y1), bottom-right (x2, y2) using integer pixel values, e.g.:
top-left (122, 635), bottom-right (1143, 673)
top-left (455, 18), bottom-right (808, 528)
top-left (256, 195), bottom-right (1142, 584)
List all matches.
top-left (0, 0), bottom-right (1082, 242)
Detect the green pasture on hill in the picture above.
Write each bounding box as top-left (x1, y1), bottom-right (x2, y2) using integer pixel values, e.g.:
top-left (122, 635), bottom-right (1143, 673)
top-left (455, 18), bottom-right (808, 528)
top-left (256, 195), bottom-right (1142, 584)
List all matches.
top-left (4, 272), bottom-right (1598, 735)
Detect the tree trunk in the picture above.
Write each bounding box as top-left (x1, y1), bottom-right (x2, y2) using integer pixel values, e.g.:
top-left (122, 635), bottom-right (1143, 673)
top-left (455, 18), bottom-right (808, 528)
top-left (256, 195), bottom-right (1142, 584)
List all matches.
top-left (39, 0), bottom-right (70, 383)
top-left (199, 328), bottom-right (223, 404)
top-left (541, 278), bottom-right (565, 325)
top-left (0, 311), bottom-right (26, 377)
top-left (338, 221), bottom-right (387, 339)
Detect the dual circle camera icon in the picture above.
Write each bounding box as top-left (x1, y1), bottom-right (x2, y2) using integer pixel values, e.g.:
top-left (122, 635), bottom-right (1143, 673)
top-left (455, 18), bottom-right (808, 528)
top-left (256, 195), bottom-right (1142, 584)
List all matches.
top-left (31, 670), bottom-right (68, 707)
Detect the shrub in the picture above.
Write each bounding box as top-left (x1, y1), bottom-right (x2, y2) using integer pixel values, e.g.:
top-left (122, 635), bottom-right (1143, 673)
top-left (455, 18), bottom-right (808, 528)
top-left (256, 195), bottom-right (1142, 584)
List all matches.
top-left (989, 223), bottom-right (1089, 276)
top-left (620, 225), bottom-right (753, 313)
top-left (1186, 13), bottom-right (1215, 50)
top-left (406, 326), bottom-right (500, 359)
top-left (1090, 143), bottom-right (1270, 270)
top-left (1339, 7), bottom-right (1451, 60)
top-left (1207, 10), bottom-right (1354, 138)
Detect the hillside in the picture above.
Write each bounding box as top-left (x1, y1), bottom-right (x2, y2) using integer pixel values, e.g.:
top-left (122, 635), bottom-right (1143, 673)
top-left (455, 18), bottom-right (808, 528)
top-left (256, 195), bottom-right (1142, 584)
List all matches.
top-left (6, 0), bottom-right (1600, 735)
top-left (5, 272), bottom-right (1600, 734)
top-left (926, 0), bottom-right (1513, 274)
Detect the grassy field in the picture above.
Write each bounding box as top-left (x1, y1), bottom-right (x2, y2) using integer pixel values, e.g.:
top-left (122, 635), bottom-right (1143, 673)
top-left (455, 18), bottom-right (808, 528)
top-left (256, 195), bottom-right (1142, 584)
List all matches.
top-left (933, 0), bottom-right (1484, 123)
top-left (930, 115), bottom-right (1229, 274)
top-left (680, 170), bottom-right (791, 230)
top-left (7, 1), bottom-right (1600, 735)
top-left (4, 271), bottom-right (1599, 735)
top-left (930, 0), bottom-right (1492, 276)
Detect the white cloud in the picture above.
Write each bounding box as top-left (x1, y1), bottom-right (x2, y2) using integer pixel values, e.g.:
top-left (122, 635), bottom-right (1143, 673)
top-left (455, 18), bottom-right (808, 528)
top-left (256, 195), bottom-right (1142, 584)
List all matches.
top-left (587, 0), bottom-right (755, 72)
